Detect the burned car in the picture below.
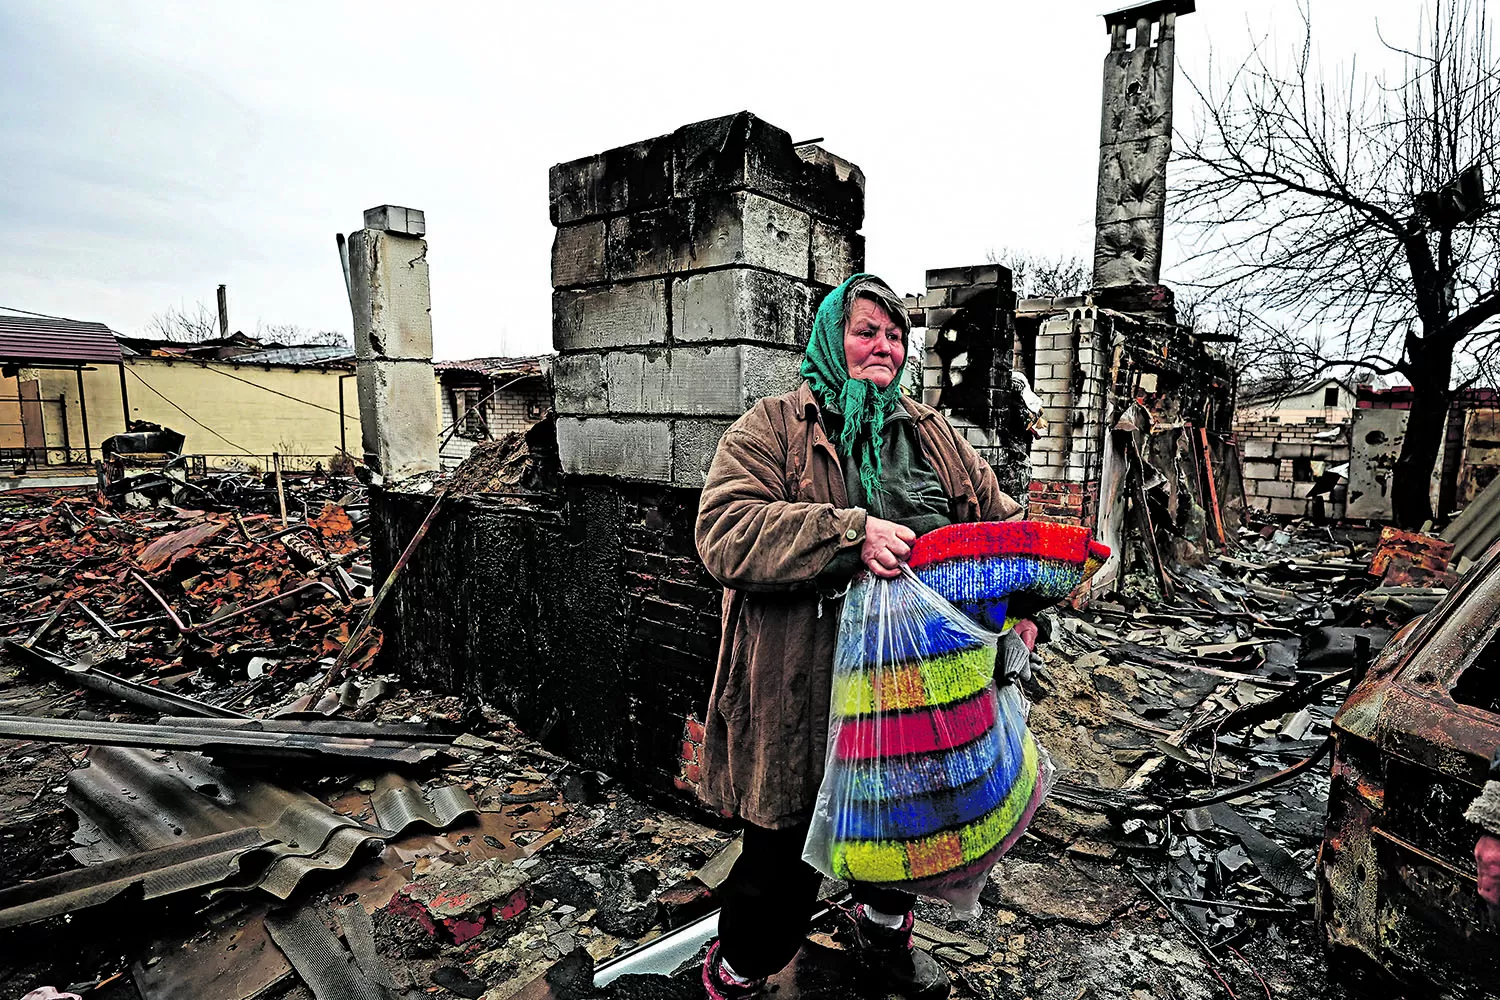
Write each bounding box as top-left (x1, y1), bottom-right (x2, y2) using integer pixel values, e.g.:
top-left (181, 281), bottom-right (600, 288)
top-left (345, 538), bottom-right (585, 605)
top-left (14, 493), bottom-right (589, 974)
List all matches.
top-left (1321, 543), bottom-right (1500, 996)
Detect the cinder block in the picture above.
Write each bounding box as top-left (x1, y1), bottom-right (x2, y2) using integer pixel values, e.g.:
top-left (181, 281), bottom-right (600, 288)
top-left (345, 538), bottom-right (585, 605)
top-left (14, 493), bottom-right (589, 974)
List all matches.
top-left (553, 281), bottom-right (668, 352)
top-left (672, 418), bottom-right (734, 488)
top-left (549, 134), bottom-right (673, 225)
top-left (348, 229), bottom-right (433, 362)
top-left (1034, 348), bottom-right (1072, 368)
top-left (606, 207), bottom-right (679, 281)
top-left (1242, 438), bottom-right (1274, 459)
top-left (1267, 497), bottom-right (1306, 516)
top-left (552, 353), bottom-right (608, 415)
top-left (355, 360), bottom-right (438, 479)
top-left (812, 223), bottom-right (864, 286)
top-left (552, 221), bottom-right (607, 288)
top-left (675, 192), bottom-right (811, 278)
top-left (604, 344), bottom-right (802, 417)
top-left (925, 307), bottom-right (959, 329)
top-left (671, 270), bottom-right (816, 347)
top-left (1242, 459), bottom-right (1278, 480)
top-left (363, 205), bottom-right (426, 237)
top-left (672, 112), bottom-right (864, 228)
top-left (1271, 441), bottom-right (1312, 459)
top-left (1256, 480), bottom-right (1295, 499)
top-left (555, 416), bottom-right (672, 482)
top-left (926, 265), bottom-right (1005, 288)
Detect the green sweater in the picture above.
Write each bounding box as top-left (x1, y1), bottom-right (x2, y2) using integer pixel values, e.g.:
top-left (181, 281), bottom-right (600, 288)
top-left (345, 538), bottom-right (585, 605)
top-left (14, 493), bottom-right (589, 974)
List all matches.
top-left (820, 407), bottom-right (953, 583)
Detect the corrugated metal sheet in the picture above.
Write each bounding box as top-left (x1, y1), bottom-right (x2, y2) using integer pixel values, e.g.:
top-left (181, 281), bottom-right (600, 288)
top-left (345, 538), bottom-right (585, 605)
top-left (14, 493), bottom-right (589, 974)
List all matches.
top-left (0, 315), bottom-right (123, 363)
top-left (1443, 471), bottom-right (1500, 563)
top-left (370, 771), bottom-right (479, 834)
top-left (231, 345), bottom-right (355, 366)
top-left (266, 906), bottom-right (401, 1000)
top-left (0, 827), bottom-right (269, 929)
top-left (0, 746), bottom-right (480, 929)
top-left (435, 355), bottom-right (549, 379)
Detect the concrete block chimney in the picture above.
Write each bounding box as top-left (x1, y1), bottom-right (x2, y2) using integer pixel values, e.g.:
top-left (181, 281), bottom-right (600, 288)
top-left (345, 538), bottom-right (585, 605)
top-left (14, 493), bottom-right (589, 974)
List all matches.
top-left (349, 204), bottom-right (439, 480)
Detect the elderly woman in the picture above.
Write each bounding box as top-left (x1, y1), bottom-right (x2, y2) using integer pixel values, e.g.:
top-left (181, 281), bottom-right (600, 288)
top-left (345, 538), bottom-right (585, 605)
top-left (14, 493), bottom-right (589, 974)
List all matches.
top-left (695, 274), bottom-right (1022, 999)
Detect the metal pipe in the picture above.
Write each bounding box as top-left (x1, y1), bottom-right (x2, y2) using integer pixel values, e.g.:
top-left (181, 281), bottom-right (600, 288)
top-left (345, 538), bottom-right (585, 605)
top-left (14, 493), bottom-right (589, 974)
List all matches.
top-left (118, 362), bottom-right (131, 429)
top-left (75, 366), bottom-right (91, 464)
top-left (307, 487), bottom-right (448, 702)
top-left (196, 580), bottom-right (344, 632)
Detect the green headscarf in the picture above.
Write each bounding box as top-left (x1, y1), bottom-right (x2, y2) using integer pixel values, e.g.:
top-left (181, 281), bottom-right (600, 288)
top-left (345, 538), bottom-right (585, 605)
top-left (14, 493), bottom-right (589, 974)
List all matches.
top-left (799, 273), bottom-right (905, 501)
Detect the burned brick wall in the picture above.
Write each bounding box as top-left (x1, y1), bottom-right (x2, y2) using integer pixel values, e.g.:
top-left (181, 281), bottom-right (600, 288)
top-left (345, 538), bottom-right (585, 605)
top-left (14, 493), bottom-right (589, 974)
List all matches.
top-left (374, 111), bottom-right (864, 805)
top-left (374, 480), bottom-right (723, 795)
top-left (908, 265), bottom-right (1032, 502)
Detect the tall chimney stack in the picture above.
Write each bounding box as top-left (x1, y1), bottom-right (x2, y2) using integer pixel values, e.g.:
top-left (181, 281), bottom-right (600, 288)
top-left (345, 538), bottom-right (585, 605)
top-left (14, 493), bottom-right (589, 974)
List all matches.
top-left (216, 284), bottom-right (229, 337)
top-left (1092, 0), bottom-right (1195, 289)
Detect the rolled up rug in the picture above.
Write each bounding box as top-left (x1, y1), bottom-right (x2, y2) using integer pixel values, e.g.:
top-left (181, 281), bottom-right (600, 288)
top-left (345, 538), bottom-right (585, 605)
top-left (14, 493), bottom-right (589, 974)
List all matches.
top-left (908, 520), bottom-right (1110, 630)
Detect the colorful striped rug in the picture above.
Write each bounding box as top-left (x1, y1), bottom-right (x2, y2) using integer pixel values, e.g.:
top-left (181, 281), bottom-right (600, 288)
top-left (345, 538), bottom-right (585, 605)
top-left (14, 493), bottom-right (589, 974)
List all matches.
top-left (810, 520), bottom-right (1108, 906)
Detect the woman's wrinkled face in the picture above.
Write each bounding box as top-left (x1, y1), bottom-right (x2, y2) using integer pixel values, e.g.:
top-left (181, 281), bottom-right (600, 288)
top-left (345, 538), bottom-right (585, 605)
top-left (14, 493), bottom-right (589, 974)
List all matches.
top-left (843, 297), bottom-right (907, 389)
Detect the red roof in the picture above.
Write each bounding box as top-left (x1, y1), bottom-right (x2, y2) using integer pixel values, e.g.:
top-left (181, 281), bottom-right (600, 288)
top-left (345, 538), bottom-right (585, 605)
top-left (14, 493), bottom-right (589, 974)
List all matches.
top-left (0, 315), bottom-right (123, 364)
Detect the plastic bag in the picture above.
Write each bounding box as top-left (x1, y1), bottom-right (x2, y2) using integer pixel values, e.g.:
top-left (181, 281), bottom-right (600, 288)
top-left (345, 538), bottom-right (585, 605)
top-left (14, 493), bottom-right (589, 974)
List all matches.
top-left (802, 566), bottom-right (1055, 917)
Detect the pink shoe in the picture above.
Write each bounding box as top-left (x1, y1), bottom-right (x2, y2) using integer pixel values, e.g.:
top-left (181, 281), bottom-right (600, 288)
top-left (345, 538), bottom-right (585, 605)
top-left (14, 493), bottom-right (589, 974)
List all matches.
top-left (701, 939), bottom-right (767, 999)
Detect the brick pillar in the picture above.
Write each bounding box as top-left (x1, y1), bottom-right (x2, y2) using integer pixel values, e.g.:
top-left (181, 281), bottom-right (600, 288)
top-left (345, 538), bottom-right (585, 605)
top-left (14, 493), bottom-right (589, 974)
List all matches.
top-left (907, 264), bottom-right (1030, 501)
top-left (549, 111), bottom-right (865, 486)
top-left (1027, 300), bottom-right (1109, 525)
top-left (349, 205), bottom-right (439, 480)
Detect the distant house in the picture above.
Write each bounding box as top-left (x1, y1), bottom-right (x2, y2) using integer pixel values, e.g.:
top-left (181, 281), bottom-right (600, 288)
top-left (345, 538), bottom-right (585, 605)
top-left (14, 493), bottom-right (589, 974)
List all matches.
top-left (1, 313), bottom-right (360, 475)
top-left (434, 356), bottom-right (552, 469)
top-left (1234, 377), bottom-right (1358, 518)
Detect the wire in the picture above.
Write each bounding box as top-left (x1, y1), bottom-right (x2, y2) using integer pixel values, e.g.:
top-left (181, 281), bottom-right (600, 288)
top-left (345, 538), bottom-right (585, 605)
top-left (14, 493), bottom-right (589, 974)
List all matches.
top-left (437, 374), bottom-right (538, 451)
top-left (198, 364), bottom-right (352, 419)
top-left (122, 367), bottom-right (255, 455)
top-left (0, 305), bottom-right (79, 321)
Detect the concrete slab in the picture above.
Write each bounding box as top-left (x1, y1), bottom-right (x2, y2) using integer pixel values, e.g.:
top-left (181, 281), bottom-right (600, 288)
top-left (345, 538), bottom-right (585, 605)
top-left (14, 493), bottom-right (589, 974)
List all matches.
top-left (555, 417), bottom-right (672, 483)
top-left (348, 230), bottom-right (433, 362)
top-left (553, 282), bottom-right (669, 352)
top-left (671, 270), bottom-right (815, 347)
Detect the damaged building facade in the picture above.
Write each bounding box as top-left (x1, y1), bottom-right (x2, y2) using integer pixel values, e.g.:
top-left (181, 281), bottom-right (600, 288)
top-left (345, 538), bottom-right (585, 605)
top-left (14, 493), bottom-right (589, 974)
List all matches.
top-left (374, 113), bottom-right (865, 797)
top-left (369, 0), bottom-right (1240, 799)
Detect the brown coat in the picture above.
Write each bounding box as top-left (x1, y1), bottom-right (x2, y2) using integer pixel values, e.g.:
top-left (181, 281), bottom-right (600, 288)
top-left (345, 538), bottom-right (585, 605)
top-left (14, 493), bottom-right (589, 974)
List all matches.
top-left (694, 382), bottom-right (1022, 829)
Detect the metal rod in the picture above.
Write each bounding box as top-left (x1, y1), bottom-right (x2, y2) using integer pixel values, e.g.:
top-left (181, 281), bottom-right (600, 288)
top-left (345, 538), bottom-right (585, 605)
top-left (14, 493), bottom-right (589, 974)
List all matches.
top-left (76, 602), bottom-right (120, 639)
top-left (1164, 737), bottom-right (1333, 811)
top-left (75, 366), bottom-right (91, 465)
top-left (4, 640), bottom-right (248, 719)
top-left (129, 570), bottom-right (188, 634)
top-left (196, 580), bottom-right (343, 632)
top-left (1129, 870), bottom-right (1219, 962)
top-left (24, 600), bottom-right (72, 648)
top-left (307, 487), bottom-right (448, 703)
top-left (1161, 895), bottom-right (1299, 917)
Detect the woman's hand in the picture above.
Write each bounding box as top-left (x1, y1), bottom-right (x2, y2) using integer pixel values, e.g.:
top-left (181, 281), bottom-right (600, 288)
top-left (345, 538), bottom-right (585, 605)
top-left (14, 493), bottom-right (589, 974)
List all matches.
top-left (862, 517), bottom-right (916, 578)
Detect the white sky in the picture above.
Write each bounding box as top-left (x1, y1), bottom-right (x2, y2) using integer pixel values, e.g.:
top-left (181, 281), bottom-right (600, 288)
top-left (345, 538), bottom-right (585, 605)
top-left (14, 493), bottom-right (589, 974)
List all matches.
top-left (0, 0), bottom-right (1426, 360)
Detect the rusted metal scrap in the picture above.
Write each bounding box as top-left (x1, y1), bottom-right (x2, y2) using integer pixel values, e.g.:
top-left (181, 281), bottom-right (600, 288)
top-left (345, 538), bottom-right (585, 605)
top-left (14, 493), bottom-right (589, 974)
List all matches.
top-left (1321, 539), bottom-right (1500, 993)
top-left (3, 639), bottom-right (249, 719)
top-left (1367, 525), bottom-right (1459, 588)
top-left (0, 747), bottom-right (483, 930)
top-left (0, 715), bottom-right (452, 764)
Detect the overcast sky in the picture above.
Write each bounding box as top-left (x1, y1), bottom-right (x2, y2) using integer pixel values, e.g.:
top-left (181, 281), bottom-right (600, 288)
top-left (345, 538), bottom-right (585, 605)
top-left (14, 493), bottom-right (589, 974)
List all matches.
top-left (0, 0), bottom-right (1426, 360)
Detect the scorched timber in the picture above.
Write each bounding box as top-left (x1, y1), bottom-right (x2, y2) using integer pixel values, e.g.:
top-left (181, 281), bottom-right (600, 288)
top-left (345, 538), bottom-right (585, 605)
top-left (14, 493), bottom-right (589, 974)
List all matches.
top-left (0, 715), bottom-right (450, 764)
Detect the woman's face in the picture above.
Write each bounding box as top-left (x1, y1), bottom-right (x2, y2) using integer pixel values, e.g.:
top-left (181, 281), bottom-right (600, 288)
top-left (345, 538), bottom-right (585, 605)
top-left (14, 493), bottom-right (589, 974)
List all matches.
top-left (843, 298), bottom-right (907, 389)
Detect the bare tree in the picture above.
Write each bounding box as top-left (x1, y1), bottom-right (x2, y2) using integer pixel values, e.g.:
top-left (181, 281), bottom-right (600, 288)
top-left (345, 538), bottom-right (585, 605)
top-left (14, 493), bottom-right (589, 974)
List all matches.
top-left (256, 323), bottom-right (350, 347)
top-left (144, 302), bottom-right (221, 342)
top-left (1174, 0), bottom-right (1500, 526)
top-left (986, 248), bottom-right (1090, 299)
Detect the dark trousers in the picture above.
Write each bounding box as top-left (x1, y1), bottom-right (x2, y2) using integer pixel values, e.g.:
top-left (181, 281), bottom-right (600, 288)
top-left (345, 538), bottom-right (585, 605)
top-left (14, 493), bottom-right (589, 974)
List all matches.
top-left (716, 819), bottom-right (916, 981)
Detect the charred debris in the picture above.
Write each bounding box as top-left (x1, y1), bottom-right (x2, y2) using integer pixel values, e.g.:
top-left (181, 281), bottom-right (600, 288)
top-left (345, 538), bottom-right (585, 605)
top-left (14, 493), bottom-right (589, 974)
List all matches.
top-left (0, 434), bottom-right (1480, 1000)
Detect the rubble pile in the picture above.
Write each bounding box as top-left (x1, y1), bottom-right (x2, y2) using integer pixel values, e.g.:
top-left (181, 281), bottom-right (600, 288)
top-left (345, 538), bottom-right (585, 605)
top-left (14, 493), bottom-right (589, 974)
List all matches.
top-left (0, 490), bottom-right (377, 714)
